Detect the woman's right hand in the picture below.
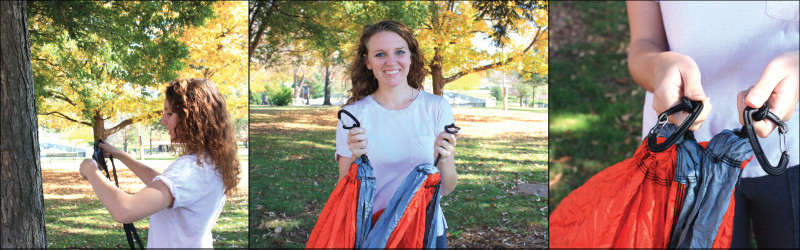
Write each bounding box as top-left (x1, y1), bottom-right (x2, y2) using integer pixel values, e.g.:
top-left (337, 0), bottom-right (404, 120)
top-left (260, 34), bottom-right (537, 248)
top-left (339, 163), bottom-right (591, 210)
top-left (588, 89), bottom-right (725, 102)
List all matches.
top-left (347, 127), bottom-right (368, 161)
top-left (651, 51), bottom-right (712, 131)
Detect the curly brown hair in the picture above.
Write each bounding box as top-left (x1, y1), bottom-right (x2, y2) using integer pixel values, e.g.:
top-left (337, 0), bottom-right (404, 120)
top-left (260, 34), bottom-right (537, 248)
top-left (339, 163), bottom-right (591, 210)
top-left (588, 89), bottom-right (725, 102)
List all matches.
top-left (165, 78), bottom-right (240, 197)
top-left (345, 20), bottom-right (427, 106)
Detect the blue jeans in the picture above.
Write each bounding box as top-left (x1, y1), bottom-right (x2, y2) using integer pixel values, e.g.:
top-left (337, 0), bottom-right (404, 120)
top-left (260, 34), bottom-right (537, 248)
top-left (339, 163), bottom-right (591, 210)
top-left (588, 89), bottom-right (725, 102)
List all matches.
top-left (731, 165), bottom-right (799, 248)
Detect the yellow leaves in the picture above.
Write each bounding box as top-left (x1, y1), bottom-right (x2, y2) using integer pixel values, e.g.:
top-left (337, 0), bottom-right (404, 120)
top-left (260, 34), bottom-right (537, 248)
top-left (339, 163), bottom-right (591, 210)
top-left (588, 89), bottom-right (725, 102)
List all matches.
top-left (178, 1), bottom-right (248, 119)
top-left (445, 72), bottom-right (484, 92)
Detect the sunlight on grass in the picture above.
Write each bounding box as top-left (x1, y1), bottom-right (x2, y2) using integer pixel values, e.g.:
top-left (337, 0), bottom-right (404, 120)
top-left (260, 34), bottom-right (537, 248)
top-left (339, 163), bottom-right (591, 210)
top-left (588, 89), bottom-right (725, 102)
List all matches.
top-left (550, 113), bottom-right (601, 134)
top-left (43, 159), bottom-right (247, 248)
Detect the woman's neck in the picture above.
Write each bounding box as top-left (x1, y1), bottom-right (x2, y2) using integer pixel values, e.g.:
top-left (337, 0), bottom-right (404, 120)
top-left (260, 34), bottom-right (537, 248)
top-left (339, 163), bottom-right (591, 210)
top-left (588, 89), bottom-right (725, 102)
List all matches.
top-left (372, 85), bottom-right (417, 110)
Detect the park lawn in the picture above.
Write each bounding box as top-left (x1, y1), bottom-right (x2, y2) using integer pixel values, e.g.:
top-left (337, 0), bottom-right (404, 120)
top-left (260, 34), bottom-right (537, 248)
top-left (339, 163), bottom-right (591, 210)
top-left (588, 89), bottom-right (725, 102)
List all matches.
top-left (548, 1), bottom-right (645, 213)
top-left (249, 105), bottom-right (548, 247)
top-left (43, 155), bottom-right (249, 248)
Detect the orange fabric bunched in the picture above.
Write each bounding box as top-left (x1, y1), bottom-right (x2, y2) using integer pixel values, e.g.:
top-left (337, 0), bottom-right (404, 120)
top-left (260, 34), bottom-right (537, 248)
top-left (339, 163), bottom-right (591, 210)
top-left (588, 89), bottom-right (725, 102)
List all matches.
top-left (385, 172), bottom-right (441, 248)
top-left (550, 138), bottom-right (683, 248)
top-left (306, 162), bottom-right (361, 248)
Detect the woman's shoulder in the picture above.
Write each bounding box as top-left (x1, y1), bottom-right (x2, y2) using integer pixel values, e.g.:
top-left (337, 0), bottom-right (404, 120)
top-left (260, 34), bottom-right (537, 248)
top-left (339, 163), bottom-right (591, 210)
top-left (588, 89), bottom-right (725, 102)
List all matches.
top-left (169, 154), bottom-right (214, 170)
top-left (417, 90), bottom-right (450, 108)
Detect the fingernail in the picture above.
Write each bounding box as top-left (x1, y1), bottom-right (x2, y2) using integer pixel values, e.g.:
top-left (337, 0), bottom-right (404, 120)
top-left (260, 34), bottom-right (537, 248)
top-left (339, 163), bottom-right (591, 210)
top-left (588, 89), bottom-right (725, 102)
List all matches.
top-left (691, 91), bottom-right (704, 99)
top-left (746, 95), bottom-right (763, 107)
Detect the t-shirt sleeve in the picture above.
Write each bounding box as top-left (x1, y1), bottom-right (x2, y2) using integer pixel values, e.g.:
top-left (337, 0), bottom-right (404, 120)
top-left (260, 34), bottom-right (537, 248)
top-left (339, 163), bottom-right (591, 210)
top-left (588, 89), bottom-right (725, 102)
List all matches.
top-left (435, 97), bottom-right (456, 135)
top-left (152, 157), bottom-right (206, 208)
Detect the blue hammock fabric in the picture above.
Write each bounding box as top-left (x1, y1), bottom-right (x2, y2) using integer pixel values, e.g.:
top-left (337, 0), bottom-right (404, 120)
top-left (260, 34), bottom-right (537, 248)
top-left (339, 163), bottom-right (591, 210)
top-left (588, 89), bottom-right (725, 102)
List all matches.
top-left (361, 164), bottom-right (447, 248)
top-left (670, 129), bottom-right (752, 248)
top-left (309, 155), bottom-right (446, 248)
top-left (354, 156), bottom-right (376, 247)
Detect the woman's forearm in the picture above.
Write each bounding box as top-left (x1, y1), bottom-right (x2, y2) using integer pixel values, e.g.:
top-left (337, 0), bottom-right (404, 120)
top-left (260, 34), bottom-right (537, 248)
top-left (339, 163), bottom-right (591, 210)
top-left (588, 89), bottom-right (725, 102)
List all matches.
top-left (627, 1), bottom-right (669, 93)
top-left (628, 41), bottom-right (668, 93)
top-left (437, 153), bottom-right (457, 196)
top-left (110, 150), bottom-right (162, 185)
top-left (84, 167), bottom-right (139, 223)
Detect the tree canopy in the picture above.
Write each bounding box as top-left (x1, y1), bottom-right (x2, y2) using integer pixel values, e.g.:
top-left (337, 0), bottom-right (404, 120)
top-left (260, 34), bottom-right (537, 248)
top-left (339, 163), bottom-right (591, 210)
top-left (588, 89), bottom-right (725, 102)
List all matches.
top-left (249, 0), bottom-right (548, 99)
top-left (29, 1), bottom-right (245, 140)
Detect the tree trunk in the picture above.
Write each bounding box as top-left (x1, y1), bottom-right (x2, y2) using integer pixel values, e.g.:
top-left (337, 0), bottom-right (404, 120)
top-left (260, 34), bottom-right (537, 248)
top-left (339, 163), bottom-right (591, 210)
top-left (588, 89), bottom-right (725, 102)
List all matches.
top-left (323, 63), bottom-right (331, 105)
top-left (0, 1), bottom-right (48, 247)
top-left (92, 110), bottom-right (106, 141)
top-left (430, 47), bottom-right (445, 96)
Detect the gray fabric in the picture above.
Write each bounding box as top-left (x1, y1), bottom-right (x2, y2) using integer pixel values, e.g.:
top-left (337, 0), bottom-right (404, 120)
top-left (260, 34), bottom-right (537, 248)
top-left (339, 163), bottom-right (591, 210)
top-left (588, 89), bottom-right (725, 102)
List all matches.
top-left (673, 129), bottom-right (752, 248)
top-left (354, 156), bottom-right (376, 248)
top-left (362, 164), bottom-right (446, 248)
top-left (668, 129), bottom-right (704, 248)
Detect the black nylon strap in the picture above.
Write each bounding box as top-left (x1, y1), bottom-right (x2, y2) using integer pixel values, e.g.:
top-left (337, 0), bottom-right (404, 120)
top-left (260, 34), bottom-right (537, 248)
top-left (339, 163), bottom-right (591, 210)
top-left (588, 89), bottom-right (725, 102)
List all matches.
top-left (94, 140), bottom-right (144, 249)
top-left (422, 182), bottom-right (441, 248)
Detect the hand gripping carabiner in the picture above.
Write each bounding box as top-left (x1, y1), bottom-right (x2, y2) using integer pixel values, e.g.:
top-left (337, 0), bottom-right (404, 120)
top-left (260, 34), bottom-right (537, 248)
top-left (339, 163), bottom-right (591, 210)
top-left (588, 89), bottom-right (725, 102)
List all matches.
top-left (741, 103), bottom-right (789, 176)
top-left (647, 97), bottom-right (704, 152)
top-left (434, 123), bottom-right (461, 167)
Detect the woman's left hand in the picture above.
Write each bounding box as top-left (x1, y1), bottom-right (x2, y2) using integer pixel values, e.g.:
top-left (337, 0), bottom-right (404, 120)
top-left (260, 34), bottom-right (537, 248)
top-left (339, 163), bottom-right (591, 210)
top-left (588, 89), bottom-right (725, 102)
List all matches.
top-left (434, 131), bottom-right (459, 161)
top-left (79, 159), bottom-right (99, 180)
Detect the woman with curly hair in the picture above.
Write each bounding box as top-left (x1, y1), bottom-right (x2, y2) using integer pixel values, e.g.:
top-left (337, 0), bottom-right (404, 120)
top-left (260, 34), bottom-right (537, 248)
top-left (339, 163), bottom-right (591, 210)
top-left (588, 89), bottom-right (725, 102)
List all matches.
top-left (79, 78), bottom-right (241, 247)
top-left (335, 20), bottom-right (457, 246)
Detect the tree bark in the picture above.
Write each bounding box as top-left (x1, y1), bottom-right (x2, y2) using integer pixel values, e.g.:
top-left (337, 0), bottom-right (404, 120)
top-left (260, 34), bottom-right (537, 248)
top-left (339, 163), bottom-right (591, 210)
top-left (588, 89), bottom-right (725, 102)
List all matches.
top-left (429, 47), bottom-right (445, 96)
top-left (0, 1), bottom-right (48, 247)
top-left (323, 63), bottom-right (331, 105)
top-left (93, 110), bottom-right (106, 141)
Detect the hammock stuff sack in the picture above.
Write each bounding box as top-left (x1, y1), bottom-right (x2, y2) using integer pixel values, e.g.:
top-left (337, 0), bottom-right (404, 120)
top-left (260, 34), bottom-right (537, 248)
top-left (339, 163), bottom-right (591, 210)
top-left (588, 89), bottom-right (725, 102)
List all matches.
top-left (306, 109), bottom-right (457, 248)
top-left (550, 97), bottom-right (789, 248)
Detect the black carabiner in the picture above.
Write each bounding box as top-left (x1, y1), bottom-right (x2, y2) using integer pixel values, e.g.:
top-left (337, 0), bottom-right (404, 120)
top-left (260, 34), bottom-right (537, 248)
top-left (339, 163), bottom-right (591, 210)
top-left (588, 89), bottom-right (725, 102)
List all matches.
top-left (741, 103), bottom-right (789, 176)
top-left (648, 97), bottom-right (704, 152)
top-left (337, 109), bottom-right (368, 162)
top-left (337, 109), bottom-right (360, 129)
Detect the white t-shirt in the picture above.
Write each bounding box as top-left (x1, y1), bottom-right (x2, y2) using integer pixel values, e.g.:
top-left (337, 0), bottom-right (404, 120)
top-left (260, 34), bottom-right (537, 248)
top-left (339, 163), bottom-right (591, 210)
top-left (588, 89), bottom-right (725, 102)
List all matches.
top-left (148, 154), bottom-right (227, 248)
top-left (642, 1), bottom-right (800, 178)
top-left (335, 91), bottom-right (455, 213)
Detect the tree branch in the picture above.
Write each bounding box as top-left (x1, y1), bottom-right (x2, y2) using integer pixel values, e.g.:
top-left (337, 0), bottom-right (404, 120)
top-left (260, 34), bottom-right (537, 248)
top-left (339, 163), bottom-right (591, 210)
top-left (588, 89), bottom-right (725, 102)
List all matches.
top-left (42, 90), bottom-right (78, 106)
top-left (41, 111), bottom-right (92, 126)
top-left (104, 111), bottom-right (161, 137)
top-left (441, 26), bottom-right (546, 85)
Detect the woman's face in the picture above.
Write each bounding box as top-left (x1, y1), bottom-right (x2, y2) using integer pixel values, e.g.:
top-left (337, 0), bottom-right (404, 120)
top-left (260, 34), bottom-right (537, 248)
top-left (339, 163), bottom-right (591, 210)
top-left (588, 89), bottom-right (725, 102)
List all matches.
top-left (365, 31), bottom-right (412, 89)
top-left (161, 99), bottom-right (178, 141)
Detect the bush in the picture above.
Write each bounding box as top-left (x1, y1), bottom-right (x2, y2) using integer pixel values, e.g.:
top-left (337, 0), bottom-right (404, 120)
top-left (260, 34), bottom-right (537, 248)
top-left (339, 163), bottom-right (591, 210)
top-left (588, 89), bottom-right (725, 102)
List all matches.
top-left (249, 91), bottom-right (262, 105)
top-left (490, 86), bottom-right (503, 101)
top-left (270, 85), bottom-right (293, 106)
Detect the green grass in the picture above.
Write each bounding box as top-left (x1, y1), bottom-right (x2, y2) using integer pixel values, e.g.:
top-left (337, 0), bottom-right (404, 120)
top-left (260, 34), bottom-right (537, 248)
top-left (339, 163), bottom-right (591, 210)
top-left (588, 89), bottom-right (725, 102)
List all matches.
top-left (548, 1), bottom-right (646, 213)
top-left (44, 155), bottom-right (248, 248)
top-left (249, 106), bottom-right (548, 247)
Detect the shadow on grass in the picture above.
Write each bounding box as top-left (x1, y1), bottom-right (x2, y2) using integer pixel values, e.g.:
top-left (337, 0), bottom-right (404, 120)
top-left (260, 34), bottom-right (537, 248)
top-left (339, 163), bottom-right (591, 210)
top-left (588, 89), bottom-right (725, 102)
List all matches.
top-left (249, 106), bottom-right (548, 247)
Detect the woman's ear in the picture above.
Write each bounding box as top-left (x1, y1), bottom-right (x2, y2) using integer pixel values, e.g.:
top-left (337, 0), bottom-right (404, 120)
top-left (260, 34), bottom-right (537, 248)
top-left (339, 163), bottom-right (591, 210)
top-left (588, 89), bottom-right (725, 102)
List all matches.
top-left (363, 54), bottom-right (371, 70)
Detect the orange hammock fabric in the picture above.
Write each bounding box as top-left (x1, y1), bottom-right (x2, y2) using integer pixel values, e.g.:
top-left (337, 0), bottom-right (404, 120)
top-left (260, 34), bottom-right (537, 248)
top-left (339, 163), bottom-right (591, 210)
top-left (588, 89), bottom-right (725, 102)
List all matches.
top-left (550, 138), bottom-right (684, 248)
top-left (305, 161), bottom-right (361, 248)
top-left (551, 131), bottom-right (752, 248)
top-left (306, 158), bottom-right (444, 248)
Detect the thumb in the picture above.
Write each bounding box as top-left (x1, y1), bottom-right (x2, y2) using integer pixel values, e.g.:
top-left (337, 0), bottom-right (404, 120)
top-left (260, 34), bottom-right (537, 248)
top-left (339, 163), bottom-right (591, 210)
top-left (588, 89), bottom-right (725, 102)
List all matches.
top-left (746, 61), bottom-right (783, 109)
top-left (680, 63), bottom-right (705, 101)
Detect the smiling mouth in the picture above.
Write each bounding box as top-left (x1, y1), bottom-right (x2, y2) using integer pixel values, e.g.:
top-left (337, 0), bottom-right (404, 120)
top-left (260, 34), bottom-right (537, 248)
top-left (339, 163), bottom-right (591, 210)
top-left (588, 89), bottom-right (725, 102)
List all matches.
top-left (384, 69), bottom-right (400, 75)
